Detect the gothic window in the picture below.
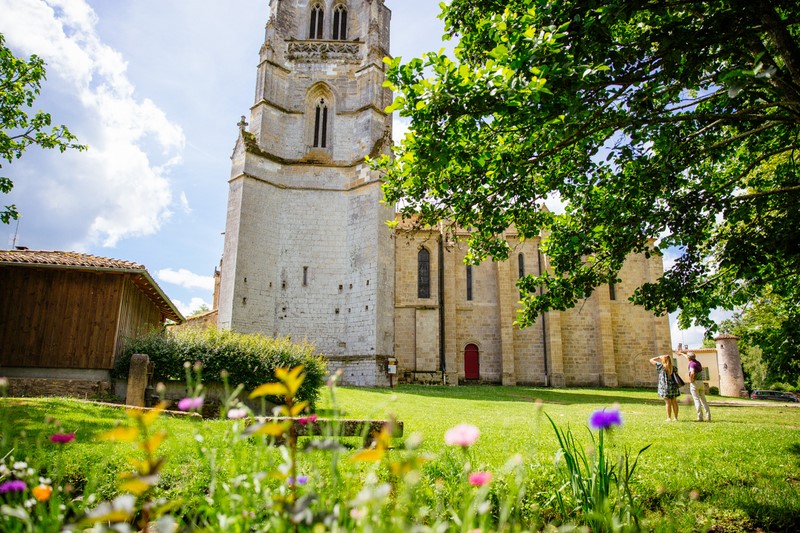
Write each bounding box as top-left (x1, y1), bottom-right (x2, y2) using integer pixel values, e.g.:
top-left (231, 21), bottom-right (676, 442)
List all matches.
top-left (609, 282), bottom-right (617, 301)
top-left (418, 248), bottom-right (430, 299)
top-left (466, 265), bottom-right (473, 301)
top-left (518, 253), bottom-right (525, 278)
top-left (309, 3), bottom-right (324, 39)
top-left (332, 4), bottom-right (348, 40)
top-left (313, 97), bottom-right (329, 148)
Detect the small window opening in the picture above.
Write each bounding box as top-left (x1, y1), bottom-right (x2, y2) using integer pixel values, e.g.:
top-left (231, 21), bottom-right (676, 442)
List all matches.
top-left (303, 266), bottom-right (309, 287)
top-left (332, 5), bottom-right (348, 40)
top-left (609, 283), bottom-right (617, 301)
top-left (309, 3), bottom-right (324, 39)
top-left (313, 98), bottom-right (328, 148)
top-left (466, 265), bottom-right (473, 301)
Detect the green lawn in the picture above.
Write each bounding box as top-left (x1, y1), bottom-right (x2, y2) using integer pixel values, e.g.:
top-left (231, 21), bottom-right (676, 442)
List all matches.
top-left (324, 385), bottom-right (800, 531)
top-left (2, 386), bottom-right (799, 531)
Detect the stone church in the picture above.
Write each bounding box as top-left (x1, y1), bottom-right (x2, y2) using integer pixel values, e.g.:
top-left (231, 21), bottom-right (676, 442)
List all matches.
top-left (216, 0), bottom-right (673, 388)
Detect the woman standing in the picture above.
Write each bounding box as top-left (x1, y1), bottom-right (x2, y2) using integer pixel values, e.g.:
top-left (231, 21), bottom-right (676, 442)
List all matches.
top-left (649, 354), bottom-right (681, 421)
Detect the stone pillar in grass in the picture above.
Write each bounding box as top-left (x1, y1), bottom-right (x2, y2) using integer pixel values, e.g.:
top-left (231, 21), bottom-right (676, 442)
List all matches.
top-left (715, 334), bottom-right (746, 397)
top-left (126, 354), bottom-right (149, 407)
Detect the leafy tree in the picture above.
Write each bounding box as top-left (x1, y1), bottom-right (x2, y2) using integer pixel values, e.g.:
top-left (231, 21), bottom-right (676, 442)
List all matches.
top-left (376, 0), bottom-right (800, 331)
top-left (189, 303), bottom-right (211, 317)
top-left (1, 33), bottom-right (85, 224)
top-left (719, 288), bottom-right (800, 386)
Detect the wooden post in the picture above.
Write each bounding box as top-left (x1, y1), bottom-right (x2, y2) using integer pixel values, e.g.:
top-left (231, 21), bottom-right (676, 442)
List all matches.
top-left (126, 354), bottom-right (149, 407)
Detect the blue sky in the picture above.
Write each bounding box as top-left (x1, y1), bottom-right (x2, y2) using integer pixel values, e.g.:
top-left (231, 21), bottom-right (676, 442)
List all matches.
top-left (1, 0), bottom-right (707, 348)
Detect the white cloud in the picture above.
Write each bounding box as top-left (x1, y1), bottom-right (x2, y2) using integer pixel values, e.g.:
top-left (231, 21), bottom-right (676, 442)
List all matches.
top-left (662, 247), bottom-right (681, 272)
top-left (179, 191), bottom-right (192, 214)
top-left (392, 118), bottom-right (410, 146)
top-left (172, 296), bottom-right (211, 318)
top-left (669, 308), bottom-right (734, 350)
top-left (157, 268), bottom-right (215, 291)
top-left (0, 0), bottom-right (184, 248)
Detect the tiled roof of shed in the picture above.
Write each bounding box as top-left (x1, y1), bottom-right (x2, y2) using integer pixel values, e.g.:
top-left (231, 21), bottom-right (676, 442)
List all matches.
top-left (0, 250), bottom-right (183, 324)
top-left (0, 250), bottom-right (144, 270)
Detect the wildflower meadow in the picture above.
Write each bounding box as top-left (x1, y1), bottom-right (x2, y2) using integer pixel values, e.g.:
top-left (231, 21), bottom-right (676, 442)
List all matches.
top-left (1, 370), bottom-right (799, 532)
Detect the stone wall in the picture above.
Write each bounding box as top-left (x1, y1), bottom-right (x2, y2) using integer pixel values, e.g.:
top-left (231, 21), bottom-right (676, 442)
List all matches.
top-left (326, 355), bottom-right (391, 387)
top-left (394, 224), bottom-right (672, 387)
top-left (6, 378), bottom-right (111, 399)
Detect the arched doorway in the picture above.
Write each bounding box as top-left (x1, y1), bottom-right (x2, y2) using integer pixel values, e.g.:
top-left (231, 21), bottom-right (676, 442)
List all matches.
top-left (464, 344), bottom-right (480, 380)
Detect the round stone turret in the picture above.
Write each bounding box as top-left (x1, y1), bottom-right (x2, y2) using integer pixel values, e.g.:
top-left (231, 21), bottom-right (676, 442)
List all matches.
top-left (715, 334), bottom-right (746, 397)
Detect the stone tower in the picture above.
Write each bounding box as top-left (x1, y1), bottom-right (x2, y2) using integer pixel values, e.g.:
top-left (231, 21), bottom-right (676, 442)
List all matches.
top-left (715, 334), bottom-right (746, 397)
top-left (218, 0), bottom-right (396, 385)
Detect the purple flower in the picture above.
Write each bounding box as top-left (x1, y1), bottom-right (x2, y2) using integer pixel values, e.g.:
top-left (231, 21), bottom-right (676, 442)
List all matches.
top-left (49, 432), bottom-right (76, 444)
top-left (589, 408), bottom-right (623, 430)
top-left (177, 397), bottom-right (204, 411)
top-left (288, 475), bottom-right (308, 485)
top-left (0, 480), bottom-right (27, 493)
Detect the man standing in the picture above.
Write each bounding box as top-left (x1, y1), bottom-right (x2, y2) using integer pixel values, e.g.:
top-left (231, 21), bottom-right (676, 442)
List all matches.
top-left (683, 352), bottom-right (711, 422)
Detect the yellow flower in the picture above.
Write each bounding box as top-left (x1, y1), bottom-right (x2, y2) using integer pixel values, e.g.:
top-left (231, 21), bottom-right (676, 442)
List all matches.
top-left (32, 484), bottom-right (53, 502)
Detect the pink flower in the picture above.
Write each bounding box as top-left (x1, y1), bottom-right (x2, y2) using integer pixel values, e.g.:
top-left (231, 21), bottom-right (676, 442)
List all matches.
top-left (227, 408), bottom-right (248, 419)
top-left (298, 414), bottom-right (318, 424)
top-left (469, 471), bottom-right (492, 487)
top-left (49, 432), bottom-right (75, 444)
top-left (444, 423), bottom-right (480, 447)
top-left (177, 397), bottom-right (204, 411)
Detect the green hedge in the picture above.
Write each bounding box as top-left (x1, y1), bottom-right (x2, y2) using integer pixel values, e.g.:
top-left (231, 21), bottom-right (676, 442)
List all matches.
top-left (114, 328), bottom-right (327, 407)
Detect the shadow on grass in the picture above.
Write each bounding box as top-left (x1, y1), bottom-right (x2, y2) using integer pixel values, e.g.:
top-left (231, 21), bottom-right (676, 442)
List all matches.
top-left (788, 442), bottom-right (800, 458)
top-left (349, 384), bottom-right (665, 406)
top-left (1, 397), bottom-right (202, 442)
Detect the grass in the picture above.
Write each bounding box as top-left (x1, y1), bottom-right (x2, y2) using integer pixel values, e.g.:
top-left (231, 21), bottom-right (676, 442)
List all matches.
top-left (325, 386), bottom-right (800, 530)
top-left (2, 385), bottom-right (800, 531)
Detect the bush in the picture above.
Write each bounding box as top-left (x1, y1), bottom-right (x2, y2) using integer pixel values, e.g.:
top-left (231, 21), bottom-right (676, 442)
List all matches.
top-left (709, 386), bottom-right (720, 395)
top-left (768, 382), bottom-right (797, 392)
top-left (114, 328), bottom-right (327, 406)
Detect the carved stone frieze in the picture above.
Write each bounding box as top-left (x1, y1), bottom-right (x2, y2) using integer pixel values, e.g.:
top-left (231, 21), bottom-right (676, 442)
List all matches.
top-left (287, 41), bottom-right (362, 63)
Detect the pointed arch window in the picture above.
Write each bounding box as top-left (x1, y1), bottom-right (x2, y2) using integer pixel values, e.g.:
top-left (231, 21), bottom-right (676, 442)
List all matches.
top-left (313, 97), bottom-right (329, 148)
top-left (309, 3), bottom-right (324, 39)
top-left (332, 4), bottom-right (348, 40)
top-left (418, 248), bottom-right (430, 299)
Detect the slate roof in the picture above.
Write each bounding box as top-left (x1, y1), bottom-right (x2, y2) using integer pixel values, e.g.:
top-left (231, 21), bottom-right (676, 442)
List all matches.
top-left (0, 250), bottom-right (184, 323)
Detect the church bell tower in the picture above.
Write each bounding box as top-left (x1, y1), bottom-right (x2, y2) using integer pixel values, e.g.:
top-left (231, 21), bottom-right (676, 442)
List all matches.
top-left (218, 0), bottom-right (395, 385)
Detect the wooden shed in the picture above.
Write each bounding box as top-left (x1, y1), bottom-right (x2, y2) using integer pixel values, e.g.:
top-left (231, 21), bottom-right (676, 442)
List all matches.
top-left (0, 250), bottom-right (184, 373)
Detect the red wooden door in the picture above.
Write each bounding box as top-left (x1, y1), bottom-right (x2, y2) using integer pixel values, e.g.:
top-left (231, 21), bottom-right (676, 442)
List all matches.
top-left (464, 344), bottom-right (480, 380)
